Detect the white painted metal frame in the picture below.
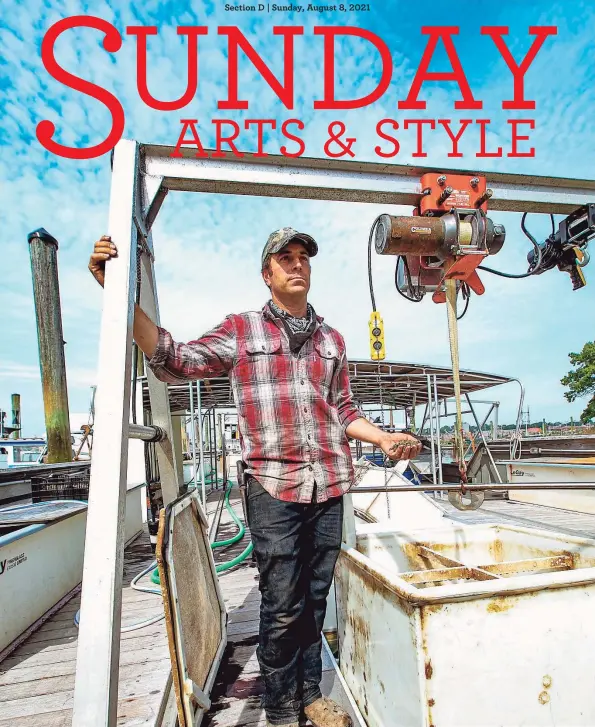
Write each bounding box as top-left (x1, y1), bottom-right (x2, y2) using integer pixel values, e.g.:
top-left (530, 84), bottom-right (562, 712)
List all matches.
top-left (72, 139), bottom-right (595, 726)
top-left (73, 140), bottom-right (187, 725)
top-left (72, 141), bottom-right (141, 727)
top-left (142, 144), bottom-right (595, 214)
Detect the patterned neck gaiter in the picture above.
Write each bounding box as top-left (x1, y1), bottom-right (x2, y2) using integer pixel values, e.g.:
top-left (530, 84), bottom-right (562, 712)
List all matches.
top-left (268, 300), bottom-right (317, 351)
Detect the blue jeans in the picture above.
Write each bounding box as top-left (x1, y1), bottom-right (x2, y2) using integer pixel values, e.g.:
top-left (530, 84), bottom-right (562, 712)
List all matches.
top-left (246, 477), bottom-right (343, 725)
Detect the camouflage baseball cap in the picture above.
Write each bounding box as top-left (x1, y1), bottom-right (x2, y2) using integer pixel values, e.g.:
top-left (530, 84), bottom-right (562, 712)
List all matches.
top-left (261, 227), bottom-right (318, 270)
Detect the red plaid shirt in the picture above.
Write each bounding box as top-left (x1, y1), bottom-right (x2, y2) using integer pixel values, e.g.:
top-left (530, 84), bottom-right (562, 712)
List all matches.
top-left (147, 303), bottom-right (364, 503)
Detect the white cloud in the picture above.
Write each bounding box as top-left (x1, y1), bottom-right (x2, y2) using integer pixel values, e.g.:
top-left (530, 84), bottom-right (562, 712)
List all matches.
top-left (2, 0), bottom-right (594, 435)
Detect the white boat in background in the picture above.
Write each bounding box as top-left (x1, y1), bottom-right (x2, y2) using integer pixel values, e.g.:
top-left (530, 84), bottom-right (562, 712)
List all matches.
top-left (0, 423), bottom-right (149, 658)
top-left (0, 482), bottom-right (146, 658)
top-left (0, 438), bottom-right (45, 469)
top-left (506, 457), bottom-right (595, 515)
top-left (350, 459), bottom-right (446, 528)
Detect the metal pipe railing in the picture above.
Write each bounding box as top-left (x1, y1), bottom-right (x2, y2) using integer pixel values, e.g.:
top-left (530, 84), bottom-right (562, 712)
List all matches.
top-left (127, 423), bottom-right (166, 442)
top-left (354, 482), bottom-right (595, 493)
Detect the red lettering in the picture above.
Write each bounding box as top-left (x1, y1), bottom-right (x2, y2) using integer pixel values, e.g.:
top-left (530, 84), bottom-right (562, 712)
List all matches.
top-left (508, 119), bottom-right (535, 157)
top-left (211, 119), bottom-right (244, 158)
top-left (476, 119), bottom-right (503, 158)
top-left (404, 119), bottom-right (435, 158)
top-left (37, 16), bottom-right (124, 159)
top-left (399, 27), bottom-right (482, 111)
top-left (244, 119), bottom-right (276, 157)
top-left (218, 27), bottom-right (302, 110)
top-left (313, 27), bottom-right (392, 109)
top-left (437, 119), bottom-right (472, 157)
top-left (482, 26), bottom-right (557, 110)
top-left (375, 119), bottom-right (400, 158)
top-left (127, 26), bottom-right (207, 111)
top-left (280, 119), bottom-right (305, 157)
top-left (171, 120), bottom-right (208, 158)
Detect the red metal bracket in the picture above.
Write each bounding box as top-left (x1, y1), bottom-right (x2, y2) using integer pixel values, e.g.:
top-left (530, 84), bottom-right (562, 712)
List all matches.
top-left (419, 173), bottom-right (488, 216)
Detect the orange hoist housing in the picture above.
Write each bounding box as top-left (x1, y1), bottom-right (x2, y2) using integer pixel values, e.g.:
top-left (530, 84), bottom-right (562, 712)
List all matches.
top-left (374, 173), bottom-right (506, 304)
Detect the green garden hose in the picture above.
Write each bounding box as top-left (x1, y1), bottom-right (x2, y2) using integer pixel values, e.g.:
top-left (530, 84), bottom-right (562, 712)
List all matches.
top-left (151, 482), bottom-right (253, 584)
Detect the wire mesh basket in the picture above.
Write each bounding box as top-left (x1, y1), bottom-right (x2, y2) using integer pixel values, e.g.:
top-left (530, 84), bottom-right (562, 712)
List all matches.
top-left (30, 470), bottom-right (90, 503)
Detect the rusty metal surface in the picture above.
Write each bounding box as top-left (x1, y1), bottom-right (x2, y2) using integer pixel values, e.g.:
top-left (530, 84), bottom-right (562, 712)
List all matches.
top-left (337, 522), bottom-right (595, 726)
top-left (27, 229), bottom-right (71, 463)
top-left (375, 215), bottom-right (448, 257)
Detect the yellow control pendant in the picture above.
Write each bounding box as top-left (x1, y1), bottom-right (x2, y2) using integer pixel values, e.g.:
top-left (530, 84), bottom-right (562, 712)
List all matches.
top-left (369, 311), bottom-right (385, 361)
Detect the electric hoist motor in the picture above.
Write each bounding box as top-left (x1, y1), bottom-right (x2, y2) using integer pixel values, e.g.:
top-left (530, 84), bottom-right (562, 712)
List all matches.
top-left (372, 173), bottom-right (506, 305)
top-left (375, 210), bottom-right (506, 302)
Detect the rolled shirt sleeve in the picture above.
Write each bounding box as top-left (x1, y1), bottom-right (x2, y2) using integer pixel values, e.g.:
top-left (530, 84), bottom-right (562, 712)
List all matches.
top-left (332, 340), bottom-right (365, 430)
top-left (146, 316), bottom-right (236, 383)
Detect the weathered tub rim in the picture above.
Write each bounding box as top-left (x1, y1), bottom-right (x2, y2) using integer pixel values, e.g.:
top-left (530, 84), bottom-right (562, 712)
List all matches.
top-left (340, 522), bottom-right (595, 606)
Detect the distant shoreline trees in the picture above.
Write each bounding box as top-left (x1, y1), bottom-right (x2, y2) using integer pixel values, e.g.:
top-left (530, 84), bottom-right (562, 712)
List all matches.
top-left (561, 342), bottom-right (595, 424)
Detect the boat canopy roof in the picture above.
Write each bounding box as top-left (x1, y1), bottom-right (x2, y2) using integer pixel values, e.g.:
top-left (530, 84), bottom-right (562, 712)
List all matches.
top-left (144, 360), bottom-right (512, 412)
top-left (0, 438), bottom-right (45, 447)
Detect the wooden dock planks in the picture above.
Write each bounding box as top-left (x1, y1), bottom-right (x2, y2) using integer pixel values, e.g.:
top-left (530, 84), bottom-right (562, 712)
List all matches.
top-left (0, 485), bottom-right (360, 727)
top-left (206, 487), bottom-right (264, 727)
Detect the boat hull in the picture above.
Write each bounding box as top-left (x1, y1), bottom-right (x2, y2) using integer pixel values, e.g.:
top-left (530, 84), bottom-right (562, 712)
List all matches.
top-left (507, 458), bottom-right (595, 514)
top-left (0, 485), bottom-right (145, 655)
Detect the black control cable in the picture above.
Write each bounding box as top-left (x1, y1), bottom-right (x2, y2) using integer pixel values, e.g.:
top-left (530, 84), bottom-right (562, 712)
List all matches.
top-left (478, 212), bottom-right (553, 279)
top-left (394, 255), bottom-right (425, 303)
top-left (368, 215), bottom-right (382, 312)
top-left (457, 282), bottom-right (471, 320)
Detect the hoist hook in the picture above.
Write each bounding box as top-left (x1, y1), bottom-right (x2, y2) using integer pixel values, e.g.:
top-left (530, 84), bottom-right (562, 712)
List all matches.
top-left (448, 489), bottom-right (485, 511)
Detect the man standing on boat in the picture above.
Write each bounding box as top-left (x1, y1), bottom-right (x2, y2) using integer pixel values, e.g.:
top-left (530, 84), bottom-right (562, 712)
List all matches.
top-left (89, 228), bottom-right (421, 727)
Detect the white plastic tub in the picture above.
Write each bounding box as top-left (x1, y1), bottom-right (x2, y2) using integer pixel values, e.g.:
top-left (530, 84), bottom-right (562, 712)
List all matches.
top-left (336, 521), bottom-right (595, 727)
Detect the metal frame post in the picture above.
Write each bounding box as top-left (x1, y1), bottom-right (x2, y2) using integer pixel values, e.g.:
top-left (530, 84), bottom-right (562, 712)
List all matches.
top-left (189, 381), bottom-right (198, 494)
top-left (211, 408), bottom-right (217, 486)
top-left (426, 375), bottom-right (437, 486)
top-left (73, 142), bottom-right (183, 727)
top-left (142, 145), bottom-right (595, 214)
top-left (432, 375), bottom-right (443, 487)
top-left (419, 403), bottom-right (429, 434)
top-left (72, 140), bottom-right (140, 726)
top-left (137, 180), bottom-right (181, 506)
top-left (197, 381), bottom-right (207, 510)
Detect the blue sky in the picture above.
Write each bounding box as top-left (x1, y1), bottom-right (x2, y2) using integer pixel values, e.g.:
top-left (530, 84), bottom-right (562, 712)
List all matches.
top-left (1, 0), bottom-right (594, 436)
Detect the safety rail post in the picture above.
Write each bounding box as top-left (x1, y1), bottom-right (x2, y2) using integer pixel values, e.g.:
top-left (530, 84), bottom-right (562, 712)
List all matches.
top-left (197, 381), bottom-right (207, 509)
top-left (189, 381), bottom-right (198, 493)
top-left (426, 375), bottom-right (437, 486)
